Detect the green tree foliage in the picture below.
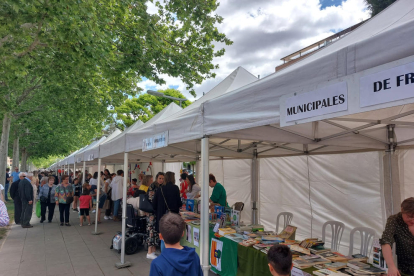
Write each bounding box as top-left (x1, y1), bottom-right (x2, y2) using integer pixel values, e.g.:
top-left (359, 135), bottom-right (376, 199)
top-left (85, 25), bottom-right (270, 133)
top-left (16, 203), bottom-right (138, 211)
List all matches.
top-left (112, 89), bottom-right (191, 129)
top-left (365, 0), bottom-right (397, 16)
top-left (0, 0), bottom-right (231, 180)
top-left (30, 155), bottom-right (65, 170)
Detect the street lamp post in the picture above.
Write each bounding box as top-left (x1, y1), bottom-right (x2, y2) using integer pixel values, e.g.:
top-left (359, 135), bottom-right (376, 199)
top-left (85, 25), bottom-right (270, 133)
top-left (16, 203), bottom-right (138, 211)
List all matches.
top-left (147, 90), bottom-right (188, 107)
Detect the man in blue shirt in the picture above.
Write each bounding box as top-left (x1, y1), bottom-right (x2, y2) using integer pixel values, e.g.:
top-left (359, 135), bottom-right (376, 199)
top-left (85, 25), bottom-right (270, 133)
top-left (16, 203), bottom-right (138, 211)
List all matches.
top-left (11, 167), bottom-right (20, 182)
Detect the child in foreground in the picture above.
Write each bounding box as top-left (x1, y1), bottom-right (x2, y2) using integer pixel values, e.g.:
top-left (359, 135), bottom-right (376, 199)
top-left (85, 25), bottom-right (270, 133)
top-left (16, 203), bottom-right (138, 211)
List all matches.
top-left (79, 188), bottom-right (92, 226)
top-left (149, 213), bottom-right (203, 276)
top-left (267, 244), bottom-right (293, 276)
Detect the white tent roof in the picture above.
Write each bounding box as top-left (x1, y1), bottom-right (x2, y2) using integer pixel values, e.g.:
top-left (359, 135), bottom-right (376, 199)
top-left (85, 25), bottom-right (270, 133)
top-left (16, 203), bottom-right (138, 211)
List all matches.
top-left (99, 102), bottom-right (182, 162)
top-left (82, 129), bottom-right (122, 163)
top-left (74, 136), bottom-right (107, 163)
top-left (189, 0), bottom-right (414, 158)
top-left (124, 67), bottom-right (259, 161)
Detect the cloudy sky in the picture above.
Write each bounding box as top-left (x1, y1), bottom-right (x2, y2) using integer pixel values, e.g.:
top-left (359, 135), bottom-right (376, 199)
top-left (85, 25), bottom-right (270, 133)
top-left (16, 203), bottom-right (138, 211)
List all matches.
top-left (139, 0), bottom-right (370, 100)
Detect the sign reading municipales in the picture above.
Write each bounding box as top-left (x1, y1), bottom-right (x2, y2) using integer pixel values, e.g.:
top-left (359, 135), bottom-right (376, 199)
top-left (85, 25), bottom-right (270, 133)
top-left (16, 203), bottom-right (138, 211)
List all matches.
top-left (284, 82), bottom-right (348, 123)
top-left (360, 61), bottom-right (414, 107)
top-left (142, 131), bottom-right (168, 152)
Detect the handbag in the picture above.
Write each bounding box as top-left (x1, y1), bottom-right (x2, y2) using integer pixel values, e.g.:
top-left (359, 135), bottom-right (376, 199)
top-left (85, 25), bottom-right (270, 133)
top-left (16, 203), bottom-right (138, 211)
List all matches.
top-left (66, 196), bottom-right (74, 205)
top-left (139, 194), bottom-right (154, 213)
top-left (40, 196), bottom-right (48, 203)
top-left (160, 187), bottom-right (171, 214)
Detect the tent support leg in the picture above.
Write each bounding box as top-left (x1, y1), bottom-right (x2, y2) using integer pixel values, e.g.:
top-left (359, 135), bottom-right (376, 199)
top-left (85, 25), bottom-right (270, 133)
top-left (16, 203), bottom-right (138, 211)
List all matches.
top-left (251, 149), bottom-right (259, 225)
top-left (92, 158), bottom-right (102, 235)
top-left (116, 152), bottom-right (131, 269)
top-left (83, 161), bottom-right (86, 184)
top-left (200, 138), bottom-right (210, 275)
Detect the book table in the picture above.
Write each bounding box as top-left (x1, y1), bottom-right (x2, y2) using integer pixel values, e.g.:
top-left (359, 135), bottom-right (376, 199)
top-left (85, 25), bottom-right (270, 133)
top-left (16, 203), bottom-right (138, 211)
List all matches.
top-left (179, 221), bottom-right (314, 276)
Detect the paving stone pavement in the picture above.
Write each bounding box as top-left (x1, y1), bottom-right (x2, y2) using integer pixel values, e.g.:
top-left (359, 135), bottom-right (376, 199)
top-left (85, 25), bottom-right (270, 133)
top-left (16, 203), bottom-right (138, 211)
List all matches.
top-left (0, 209), bottom-right (216, 276)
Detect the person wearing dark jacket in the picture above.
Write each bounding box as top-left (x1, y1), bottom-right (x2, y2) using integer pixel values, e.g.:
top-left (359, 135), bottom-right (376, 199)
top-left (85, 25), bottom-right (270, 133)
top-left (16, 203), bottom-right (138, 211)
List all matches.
top-left (18, 172), bottom-right (34, 228)
top-left (152, 171), bottom-right (182, 232)
top-left (9, 178), bottom-right (22, 224)
top-left (149, 213), bottom-right (203, 276)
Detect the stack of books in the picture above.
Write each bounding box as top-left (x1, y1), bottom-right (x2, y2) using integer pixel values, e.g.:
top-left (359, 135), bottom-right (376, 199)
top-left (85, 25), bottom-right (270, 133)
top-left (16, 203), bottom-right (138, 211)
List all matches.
top-left (239, 238), bottom-right (260, 247)
top-left (318, 251), bottom-right (351, 263)
top-left (218, 228), bottom-right (236, 236)
top-left (225, 233), bottom-right (244, 243)
top-left (293, 255), bottom-right (331, 269)
top-left (351, 254), bottom-right (369, 263)
top-left (313, 269), bottom-right (349, 276)
top-left (345, 261), bottom-right (386, 276)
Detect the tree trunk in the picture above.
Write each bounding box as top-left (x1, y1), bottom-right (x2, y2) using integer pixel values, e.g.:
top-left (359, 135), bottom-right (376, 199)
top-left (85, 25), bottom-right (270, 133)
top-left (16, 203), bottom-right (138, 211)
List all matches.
top-left (21, 148), bottom-right (27, 172)
top-left (12, 135), bottom-right (20, 170)
top-left (0, 112), bottom-right (12, 186)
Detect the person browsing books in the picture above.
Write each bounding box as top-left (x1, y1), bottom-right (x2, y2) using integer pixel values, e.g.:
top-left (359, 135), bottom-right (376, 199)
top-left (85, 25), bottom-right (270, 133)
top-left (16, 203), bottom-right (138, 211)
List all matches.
top-left (208, 174), bottom-right (227, 207)
top-left (267, 244), bottom-right (293, 276)
top-left (380, 197), bottom-right (414, 276)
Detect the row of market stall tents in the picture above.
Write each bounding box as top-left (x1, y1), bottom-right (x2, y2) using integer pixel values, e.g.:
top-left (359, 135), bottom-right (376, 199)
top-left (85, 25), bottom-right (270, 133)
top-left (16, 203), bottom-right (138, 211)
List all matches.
top-left (49, 0), bottom-right (414, 274)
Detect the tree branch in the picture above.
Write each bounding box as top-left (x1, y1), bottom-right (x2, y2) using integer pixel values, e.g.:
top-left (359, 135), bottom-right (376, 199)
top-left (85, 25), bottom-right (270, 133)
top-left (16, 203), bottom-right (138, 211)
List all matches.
top-left (13, 105), bottom-right (43, 118)
top-left (16, 77), bottom-right (43, 105)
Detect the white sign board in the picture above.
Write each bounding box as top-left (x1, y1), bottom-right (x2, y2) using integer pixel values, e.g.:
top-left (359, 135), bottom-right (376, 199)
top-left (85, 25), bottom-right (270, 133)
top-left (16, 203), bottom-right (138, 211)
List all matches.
top-left (360, 61), bottom-right (414, 107)
top-left (283, 82), bottom-right (348, 124)
top-left (87, 154), bottom-right (94, 161)
top-left (142, 131), bottom-right (168, 152)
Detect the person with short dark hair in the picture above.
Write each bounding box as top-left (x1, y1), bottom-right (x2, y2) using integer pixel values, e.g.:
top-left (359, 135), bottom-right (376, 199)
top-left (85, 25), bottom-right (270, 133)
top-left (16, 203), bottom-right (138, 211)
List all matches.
top-left (208, 173), bottom-right (227, 207)
top-left (110, 170), bottom-right (124, 221)
top-left (39, 177), bottom-right (57, 223)
top-left (149, 213), bottom-right (203, 276)
top-left (55, 175), bottom-right (74, 226)
top-left (267, 244), bottom-right (293, 276)
top-left (380, 197), bottom-right (414, 276)
top-left (19, 172), bottom-right (34, 228)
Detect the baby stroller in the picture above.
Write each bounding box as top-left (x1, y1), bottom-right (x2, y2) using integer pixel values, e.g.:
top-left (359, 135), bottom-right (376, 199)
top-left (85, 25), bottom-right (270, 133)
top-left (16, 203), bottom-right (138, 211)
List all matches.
top-left (110, 204), bottom-right (148, 255)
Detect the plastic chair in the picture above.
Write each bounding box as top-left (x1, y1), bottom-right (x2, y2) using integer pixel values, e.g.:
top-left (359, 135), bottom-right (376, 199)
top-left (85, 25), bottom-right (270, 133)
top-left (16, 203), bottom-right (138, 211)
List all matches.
top-left (322, 221), bottom-right (345, 252)
top-left (348, 227), bottom-right (376, 257)
top-left (275, 212), bottom-right (293, 234)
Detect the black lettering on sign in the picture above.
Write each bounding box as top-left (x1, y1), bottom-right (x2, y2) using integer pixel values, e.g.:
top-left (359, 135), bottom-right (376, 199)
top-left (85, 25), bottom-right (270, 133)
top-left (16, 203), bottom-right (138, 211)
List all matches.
top-left (374, 81), bottom-right (382, 92)
top-left (286, 94), bottom-right (346, 117)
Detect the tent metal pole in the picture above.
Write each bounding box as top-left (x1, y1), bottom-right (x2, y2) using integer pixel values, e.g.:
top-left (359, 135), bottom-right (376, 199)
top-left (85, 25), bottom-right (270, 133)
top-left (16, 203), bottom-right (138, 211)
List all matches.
top-left (388, 151), bottom-right (394, 214)
top-left (93, 158), bottom-right (102, 235)
top-left (387, 124), bottom-right (395, 215)
top-left (116, 152), bottom-right (131, 268)
top-left (251, 149), bottom-right (259, 225)
top-left (83, 161), bottom-right (86, 184)
top-left (73, 162), bottom-right (76, 184)
top-left (200, 138), bottom-right (210, 275)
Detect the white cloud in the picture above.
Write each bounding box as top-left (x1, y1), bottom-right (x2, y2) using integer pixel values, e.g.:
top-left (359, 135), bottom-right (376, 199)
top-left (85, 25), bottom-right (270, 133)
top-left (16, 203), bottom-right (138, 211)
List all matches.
top-left (140, 0), bottom-right (370, 100)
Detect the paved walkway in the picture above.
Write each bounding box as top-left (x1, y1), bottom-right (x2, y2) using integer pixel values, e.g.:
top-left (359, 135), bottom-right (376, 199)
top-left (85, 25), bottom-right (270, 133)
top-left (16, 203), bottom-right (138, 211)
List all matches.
top-left (0, 209), bottom-right (216, 276)
top-left (0, 210), bottom-right (155, 276)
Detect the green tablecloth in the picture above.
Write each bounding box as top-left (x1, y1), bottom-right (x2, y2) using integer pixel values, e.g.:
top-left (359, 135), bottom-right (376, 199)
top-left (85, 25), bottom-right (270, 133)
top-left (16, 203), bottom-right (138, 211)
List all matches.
top-left (180, 222), bottom-right (238, 276)
top-left (237, 244), bottom-right (272, 276)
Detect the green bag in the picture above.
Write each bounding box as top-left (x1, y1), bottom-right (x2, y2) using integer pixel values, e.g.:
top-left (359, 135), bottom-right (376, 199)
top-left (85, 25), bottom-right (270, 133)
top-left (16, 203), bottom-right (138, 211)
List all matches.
top-left (36, 201), bottom-right (41, 218)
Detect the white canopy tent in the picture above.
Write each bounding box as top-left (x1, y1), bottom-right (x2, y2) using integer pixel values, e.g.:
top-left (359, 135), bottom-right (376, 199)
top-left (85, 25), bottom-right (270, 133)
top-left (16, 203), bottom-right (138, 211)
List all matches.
top-left (133, 1), bottom-right (414, 274)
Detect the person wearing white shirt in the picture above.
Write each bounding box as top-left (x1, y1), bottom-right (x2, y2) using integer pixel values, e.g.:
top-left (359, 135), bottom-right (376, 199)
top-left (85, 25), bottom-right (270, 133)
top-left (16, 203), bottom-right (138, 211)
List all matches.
top-left (186, 175), bottom-right (201, 200)
top-left (110, 170), bottom-right (124, 221)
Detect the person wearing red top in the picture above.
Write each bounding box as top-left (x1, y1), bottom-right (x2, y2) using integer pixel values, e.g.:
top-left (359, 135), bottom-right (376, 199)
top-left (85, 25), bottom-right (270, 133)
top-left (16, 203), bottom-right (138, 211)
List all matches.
top-left (79, 189), bottom-right (92, 226)
top-left (180, 173), bottom-right (189, 199)
top-left (128, 178), bottom-right (139, 197)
